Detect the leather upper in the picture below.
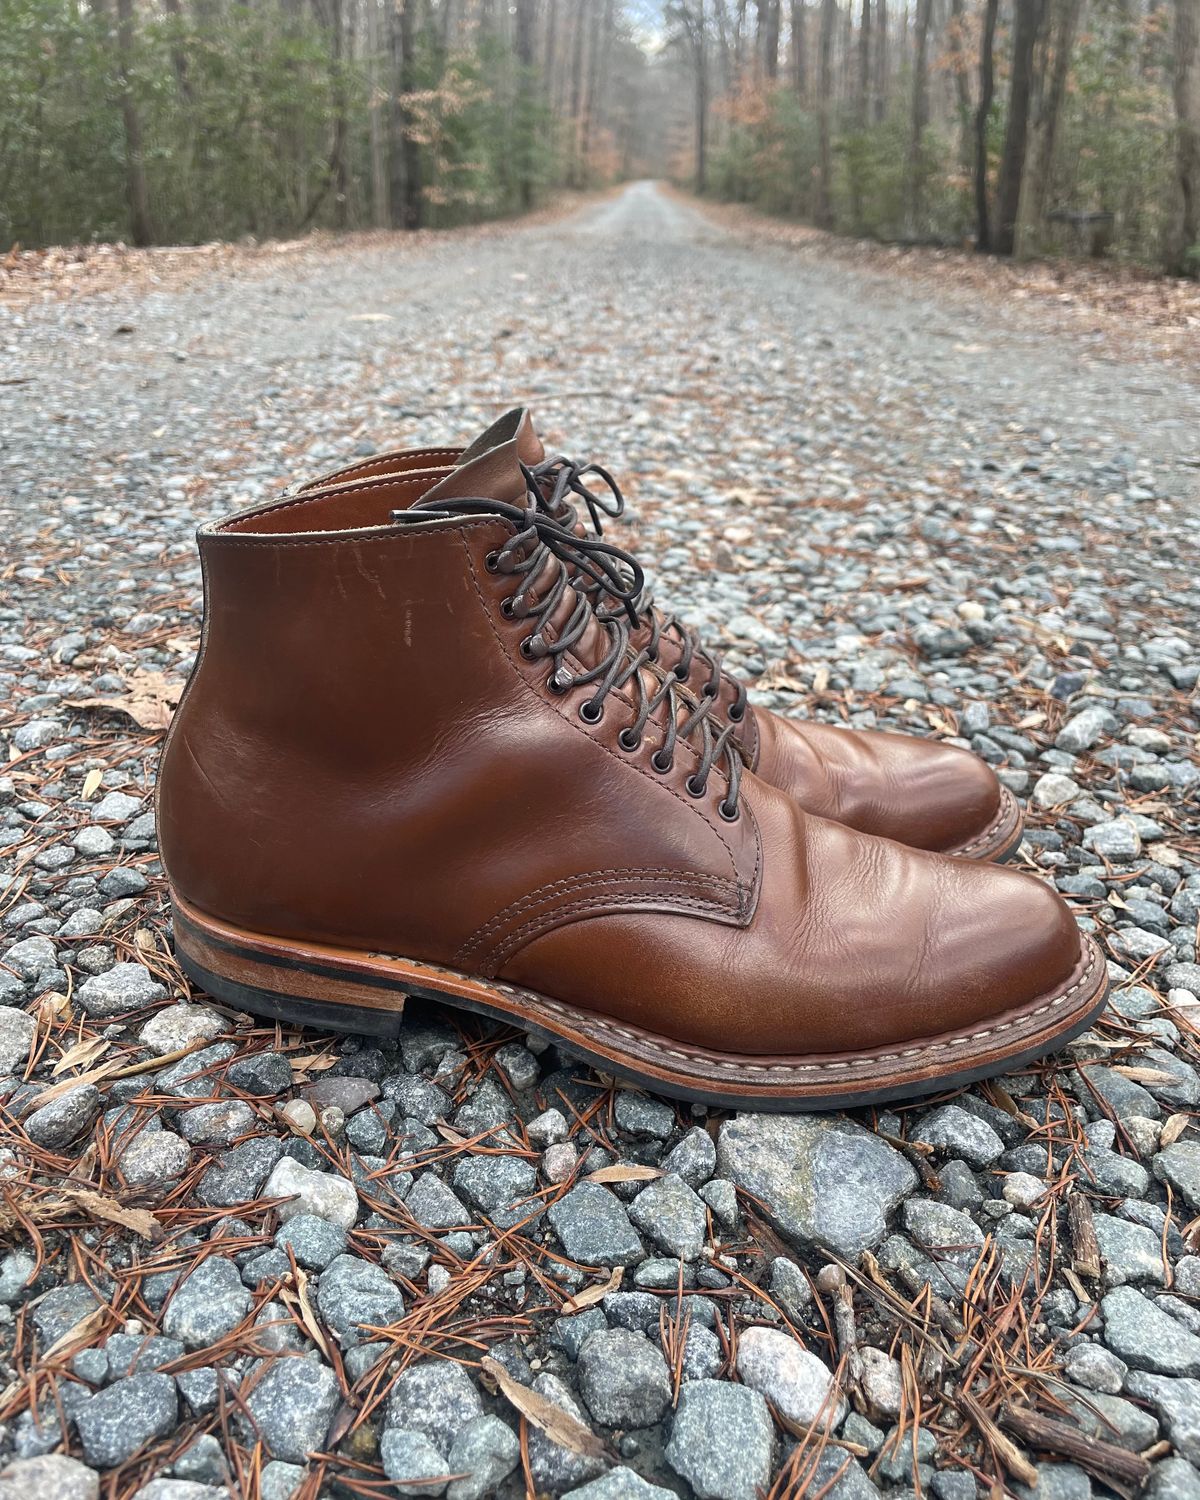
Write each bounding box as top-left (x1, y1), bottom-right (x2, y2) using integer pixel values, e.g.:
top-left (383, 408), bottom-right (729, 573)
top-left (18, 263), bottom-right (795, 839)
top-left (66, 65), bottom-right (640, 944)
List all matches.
top-left (293, 409), bottom-right (1008, 856)
top-left (159, 466), bottom-right (1089, 1060)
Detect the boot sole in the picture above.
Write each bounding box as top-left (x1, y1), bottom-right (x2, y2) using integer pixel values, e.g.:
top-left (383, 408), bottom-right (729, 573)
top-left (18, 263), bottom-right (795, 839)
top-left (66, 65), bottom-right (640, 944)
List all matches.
top-left (945, 785), bottom-right (1025, 864)
top-left (171, 890), bottom-right (1108, 1112)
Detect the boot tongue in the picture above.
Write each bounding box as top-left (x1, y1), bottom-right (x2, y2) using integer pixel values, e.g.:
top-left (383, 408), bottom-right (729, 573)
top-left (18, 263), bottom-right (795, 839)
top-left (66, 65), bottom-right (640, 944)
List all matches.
top-left (423, 407), bottom-right (544, 506)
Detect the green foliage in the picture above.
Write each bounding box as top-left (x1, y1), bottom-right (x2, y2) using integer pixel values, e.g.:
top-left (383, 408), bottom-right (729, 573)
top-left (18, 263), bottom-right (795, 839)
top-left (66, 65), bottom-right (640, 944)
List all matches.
top-left (0, 0), bottom-right (570, 249)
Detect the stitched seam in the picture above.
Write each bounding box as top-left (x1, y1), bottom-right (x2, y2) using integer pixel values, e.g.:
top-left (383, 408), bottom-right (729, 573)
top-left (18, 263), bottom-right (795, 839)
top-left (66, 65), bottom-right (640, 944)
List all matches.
top-left (204, 518), bottom-right (504, 550)
top-left (483, 891), bottom-right (735, 971)
top-left (460, 530), bottom-right (747, 895)
top-left (947, 786), bottom-right (1020, 856)
top-left (302, 447), bottom-right (460, 490)
top-left (457, 870), bottom-right (740, 965)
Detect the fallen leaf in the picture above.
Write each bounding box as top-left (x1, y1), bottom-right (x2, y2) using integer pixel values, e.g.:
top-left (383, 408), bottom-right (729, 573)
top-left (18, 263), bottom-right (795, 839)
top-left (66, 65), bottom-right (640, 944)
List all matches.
top-left (55, 1188), bottom-right (162, 1241)
top-left (561, 1266), bottom-right (623, 1314)
top-left (1161, 1113), bottom-right (1192, 1147)
top-left (81, 768), bottom-right (103, 800)
top-left (42, 1303), bottom-right (110, 1361)
top-left (585, 1164), bottom-right (663, 1185)
top-left (481, 1356), bottom-right (608, 1459)
top-left (52, 1036), bottom-right (110, 1076)
top-left (68, 668), bottom-right (183, 732)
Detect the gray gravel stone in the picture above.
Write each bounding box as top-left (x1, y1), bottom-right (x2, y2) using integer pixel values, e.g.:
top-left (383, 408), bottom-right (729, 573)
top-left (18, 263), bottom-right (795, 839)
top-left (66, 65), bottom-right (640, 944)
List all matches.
top-left (1101, 1286), bottom-right (1200, 1375)
top-left (1062, 1341), bottom-right (1127, 1393)
top-left (0, 1006), bottom-right (36, 1073)
top-left (120, 1129), bottom-right (191, 1185)
top-left (317, 1254), bottom-right (405, 1347)
top-left (176, 1100), bottom-right (255, 1146)
top-left (627, 1174), bottom-right (707, 1260)
top-left (406, 1171), bottom-right (473, 1230)
top-left (1146, 1457), bottom-right (1200, 1499)
top-left (196, 1137), bottom-right (284, 1207)
top-left (717, 1115), bottom-right (916, 1260)
top-left (910, 1104), bottom-right (1004, 1167)
top-left (1056, 706), bottom-right (1116, 751)
top-left (1125, 1372), bottom-right (1200, 1463)
top-left (1093, 1212), bottom-right (1166, 1284)
top-left (661, 1126), bottom-right (717, 1187)
top-left (0, 1455), bottom-right (100, 1500)
top-left (274, 1213), bottom-right (346, 1269)
top-left (24, 1083), bottom-right (100, 1148)
top-left (75, 963), bottom-right (167, 1017)
top-left (163, 1256), bottom-right (251, 1349)
top-left (139, 1004), bottom-right (225, 1055)
top-left (735, 1325), bottom-right (845, 1429)
top-left (227, 1051), bottom-right (293, 1096)
top-left (259, 1462), bottom-right (305, 1500)
top-left (385, 1358), bottom-right (483, 1451)
top-left (1154, 1141), bottom-right (1200, 1209)
top-left (451, 1153), bottom-right (539, 1230)
top-left (665, 1379), bottom-right (774, 1500)
top-left (241, 1355), bottom-right (339, 1463)
top-left (445, 1413), bottom-right (521, 1500)
top-left (380, 1430), bottom-right (451, 1496)
top-left (262, 1156), bottom-right (358, 1229)
top-left (577, 1327), bottom-right (671, 1428)
top-left (74, 1373), bottom-right (177, 1467)
top-left (548, 1182), bottom-right (646, 1267)
top-left (561, 1471), bottom-right (677, 1500)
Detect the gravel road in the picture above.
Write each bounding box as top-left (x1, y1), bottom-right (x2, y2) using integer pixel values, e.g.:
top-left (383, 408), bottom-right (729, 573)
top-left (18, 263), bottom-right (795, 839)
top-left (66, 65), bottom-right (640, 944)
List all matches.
top-left (1, 182), bottom-right (1199, 1500)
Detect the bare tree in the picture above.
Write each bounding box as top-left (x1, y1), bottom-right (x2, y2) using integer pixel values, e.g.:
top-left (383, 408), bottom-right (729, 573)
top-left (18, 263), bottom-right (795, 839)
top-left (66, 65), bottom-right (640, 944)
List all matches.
top-left (114, 0), bottom-right (154, 245)
top-left (366, 0), bottom-right (388, 225)
top-left (816, 0), bottom-right (836, 226)
top-left (388, 0), bottom-right (422, 229)
top-left (904, 0), bottom-right (934, 236)
top-left (974, 0), bottom-right (999, 249)
top-left (791, 0), bottom-right (808, 99)
top-left (1171, 0), bottom-right (1200, 270)
top-left (873, 0), bottom-right (888, 121)
top-left (994, 0), bottom-right (1045, 254)
top-left (1015, 0), bottom-right (1083, 256)
top-left (857, 0), bottom-right (872, 125)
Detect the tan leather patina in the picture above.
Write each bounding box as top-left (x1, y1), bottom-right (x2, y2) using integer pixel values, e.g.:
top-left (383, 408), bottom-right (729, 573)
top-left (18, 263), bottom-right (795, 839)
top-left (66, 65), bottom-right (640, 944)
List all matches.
top-left (159, 455), bottom-right (1107, 1108)
top-left (293, 408), bottom-right (1023, 863)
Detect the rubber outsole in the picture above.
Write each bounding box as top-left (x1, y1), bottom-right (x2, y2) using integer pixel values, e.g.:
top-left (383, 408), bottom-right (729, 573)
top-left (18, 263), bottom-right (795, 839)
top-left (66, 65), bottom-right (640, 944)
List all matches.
top-left (172, 890), bottom-right (1109, 1112)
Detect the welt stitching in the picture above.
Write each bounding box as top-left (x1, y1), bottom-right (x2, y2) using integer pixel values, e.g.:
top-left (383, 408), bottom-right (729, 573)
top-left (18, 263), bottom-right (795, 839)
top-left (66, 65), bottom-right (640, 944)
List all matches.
top-left (302, 447), bottom-right (460, 489)
top-left (206, 518), bottom-right (504, 550)
top-left (460, 530), bottom-right (745, 886)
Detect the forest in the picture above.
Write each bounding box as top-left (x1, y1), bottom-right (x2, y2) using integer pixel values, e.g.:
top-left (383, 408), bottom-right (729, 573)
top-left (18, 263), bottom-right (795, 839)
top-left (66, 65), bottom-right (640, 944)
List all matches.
top-left (1, 0), bottom-right (1197, 275)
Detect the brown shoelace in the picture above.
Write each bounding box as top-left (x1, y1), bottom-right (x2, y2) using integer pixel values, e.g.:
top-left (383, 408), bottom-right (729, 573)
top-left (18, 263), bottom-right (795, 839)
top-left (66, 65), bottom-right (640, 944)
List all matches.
top-left (405, 493), bottom-right (743, 820)
top-left (528, 454), bottom-right (749, 724)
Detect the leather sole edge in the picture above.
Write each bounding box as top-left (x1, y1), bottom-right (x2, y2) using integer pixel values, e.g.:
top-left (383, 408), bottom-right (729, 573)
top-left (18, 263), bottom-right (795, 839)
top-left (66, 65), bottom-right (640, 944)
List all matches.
top-left (170, 891), bottom-right (1109, 1112)
top-left (944, 785), bottom-right (1026, 864)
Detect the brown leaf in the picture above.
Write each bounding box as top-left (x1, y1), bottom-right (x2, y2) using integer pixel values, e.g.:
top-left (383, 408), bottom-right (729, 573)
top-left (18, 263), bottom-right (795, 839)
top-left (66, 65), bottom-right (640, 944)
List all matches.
top-left (560, 1267), bottom-right (623, 1315)
top-left (42, 1302), bottom-right (110, 1361)
top-left (55, 1188), bottom-right (162, 1241)
top-left (68, 668), bottom-right (183, 732)
top-left (1161, 1112), bottom-right (1192, 1148)
top-left (585, 1164), bottom-right (663, 1185)
top-left (481, 1356), bottom-right (608, 1460)
top-left (52, 1036), bottom-right (110, 1077)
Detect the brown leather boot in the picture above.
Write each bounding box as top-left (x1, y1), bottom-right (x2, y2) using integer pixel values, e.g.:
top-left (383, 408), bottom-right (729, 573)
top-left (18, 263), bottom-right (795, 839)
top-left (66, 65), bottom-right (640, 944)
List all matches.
top-left (294, 409), bottom-right (1024, 863)
top-left (158, 472), bottom-right (1106, 1109)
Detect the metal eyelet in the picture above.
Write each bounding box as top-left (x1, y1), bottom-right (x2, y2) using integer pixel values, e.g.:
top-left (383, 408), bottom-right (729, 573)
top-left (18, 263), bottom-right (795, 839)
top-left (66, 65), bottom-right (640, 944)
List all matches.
top-left (520, 636), bottom-right (538, 660)
top-left (499, 597), bottom-right (516, 619)
top-left (718, 800), bottom-right (740, 822)
top-left (485, 550), bottom-right (500, 573)
top-left (618, 727), bottom-right (641, 752)
top-left (547, 670), bottom-right (570, 695)
top-left (673, 664), bottom-right (689, 681)
top-left (685, 775), bottom-right (707, 798)
top-left (651, 749), bottom-right (672, 774)
top-left (728, 702), bottom-right (745, 722)
top-left (579, 700), bottom-right (604, 725)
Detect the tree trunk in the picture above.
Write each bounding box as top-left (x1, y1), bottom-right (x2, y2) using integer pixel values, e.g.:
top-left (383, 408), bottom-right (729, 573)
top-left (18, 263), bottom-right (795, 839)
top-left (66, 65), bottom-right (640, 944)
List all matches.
top-left (1170, 0), bottom-right (1200, 271)
top-left (857, 0), bottom-right (871, 125)
top-left (115, 0), bottom-right (154, 245)
top-left (388, 0), bottom-right (422, 229)
top-left (329, 0), bottom-right (349, 228)
top-left (993, 0), bottom-right (1044, 254)
top-left (975, 0), bottom-right (998, 248)
top-left (816, 0), bottom-right (836, 225)
top-left (948, 0), bottom-right (973, 173)
top-left (904, 0), bottom-right (934, 237)
top-left (764, 0), bottom-right (781, 76)
top-left (1014, 0), bottom-right (1082, 256)
top-left (568, 0), bottom-right (587, 186)
top-left (873, 0), bottom-right (887, 120)
top-left (160, 0), bottom-right (193, 103)
top-left (516, 0), bottom-right (537, 209)
top-left (696, 0), bottom-right (709, 192)
top-left (366, 0), bottom-right (388, 226)
top-left (791, 0), bottom-right (807, 99)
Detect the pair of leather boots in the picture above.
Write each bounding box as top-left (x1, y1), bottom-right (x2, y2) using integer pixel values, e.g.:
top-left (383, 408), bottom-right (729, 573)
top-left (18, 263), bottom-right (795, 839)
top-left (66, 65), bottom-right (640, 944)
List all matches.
top-left (158, 408), bottom-right (1107, 1109)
